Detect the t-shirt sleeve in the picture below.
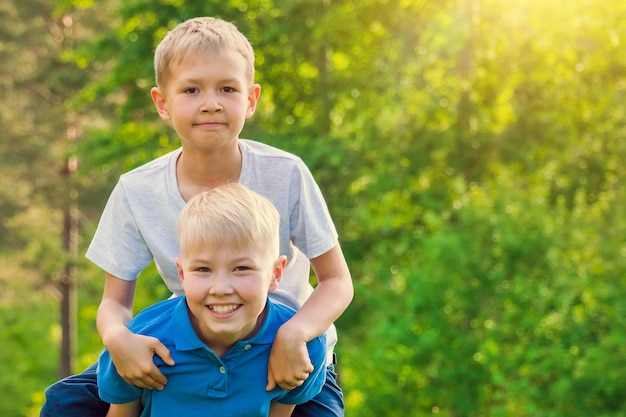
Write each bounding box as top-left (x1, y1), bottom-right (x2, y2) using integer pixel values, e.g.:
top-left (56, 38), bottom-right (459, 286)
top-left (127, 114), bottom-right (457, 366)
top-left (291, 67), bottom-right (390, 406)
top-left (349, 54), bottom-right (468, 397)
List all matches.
top-left (85, 179), bottom-right (153, 281)
top-left (97, 349), bottom-right (142, 404)
top-left (276, 333), bottom-right (328, 405)
top-left (289, 161), bottom-right (338, 260)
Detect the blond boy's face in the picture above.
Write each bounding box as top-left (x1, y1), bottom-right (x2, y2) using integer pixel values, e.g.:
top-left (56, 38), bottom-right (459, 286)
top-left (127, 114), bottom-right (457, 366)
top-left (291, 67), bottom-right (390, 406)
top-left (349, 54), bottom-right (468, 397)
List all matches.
top-left (151, 50), bottom-right (260, 153)
top-left (176, 242), bottom-right (284, 351)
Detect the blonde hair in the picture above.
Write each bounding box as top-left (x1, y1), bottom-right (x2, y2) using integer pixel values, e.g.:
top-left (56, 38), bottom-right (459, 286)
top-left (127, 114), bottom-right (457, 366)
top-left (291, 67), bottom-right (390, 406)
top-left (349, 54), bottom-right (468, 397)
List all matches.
top-left (177, 184), bottom-right (280, 260)
top-left (154, 16), bottom-right (255, 89)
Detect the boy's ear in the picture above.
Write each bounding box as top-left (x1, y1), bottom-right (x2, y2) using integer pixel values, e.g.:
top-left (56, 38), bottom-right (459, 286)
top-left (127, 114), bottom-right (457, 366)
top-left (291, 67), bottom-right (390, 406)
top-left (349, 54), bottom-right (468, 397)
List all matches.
top-left (151, 87), bottom-right (171, 121)
top-left (268, 255), bottom-right (287, 291)
top-left (175, 256), bottom-right (185, 284)
top-left (246, 84), bottom-right (261, 119)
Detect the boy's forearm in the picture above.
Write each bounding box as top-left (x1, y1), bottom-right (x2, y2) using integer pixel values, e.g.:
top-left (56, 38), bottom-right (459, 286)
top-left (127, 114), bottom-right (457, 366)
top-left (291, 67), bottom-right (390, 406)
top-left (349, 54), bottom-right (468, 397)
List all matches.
top-left (269, 402), bottom-right (296, 417)
top-left (288, 274), bottom-right (353, 340)
top-left (96, 273), bottom-right (137, 342)
top-left (293, 244), bottom-right (353, 340)
top-left (97, 298), bottom-right (134, 345)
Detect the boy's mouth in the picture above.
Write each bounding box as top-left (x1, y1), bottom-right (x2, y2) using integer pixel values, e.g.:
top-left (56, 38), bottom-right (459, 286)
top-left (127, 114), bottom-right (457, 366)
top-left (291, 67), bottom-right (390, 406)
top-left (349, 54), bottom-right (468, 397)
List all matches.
top-left (209, 304), bottom-right (241, 314)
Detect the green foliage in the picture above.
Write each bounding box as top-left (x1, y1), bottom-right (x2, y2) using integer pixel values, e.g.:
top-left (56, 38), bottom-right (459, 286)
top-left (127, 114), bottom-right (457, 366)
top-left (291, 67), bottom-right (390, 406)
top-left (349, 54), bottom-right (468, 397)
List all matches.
top-left (2, 0), bottom-right (626, 416)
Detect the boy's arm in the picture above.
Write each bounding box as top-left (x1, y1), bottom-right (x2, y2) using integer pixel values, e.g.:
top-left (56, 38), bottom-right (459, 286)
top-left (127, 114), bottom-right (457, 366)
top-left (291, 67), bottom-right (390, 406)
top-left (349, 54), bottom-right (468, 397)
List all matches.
top-left (269, 402), bottom-right (295, 417)
top-left (106, 401), bottom-right (142, 417)
top-left (267, 243), bottom-right (353, 390)
top-left (97, 273), bottom-right (174, 389)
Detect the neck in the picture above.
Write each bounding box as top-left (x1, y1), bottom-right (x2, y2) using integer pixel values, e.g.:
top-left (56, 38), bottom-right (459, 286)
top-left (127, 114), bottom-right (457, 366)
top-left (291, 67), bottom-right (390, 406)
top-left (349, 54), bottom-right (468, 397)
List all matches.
top-left (192, 307), bottom-right (267, 358)
top-left (176, 144), bottom-right (242, 201)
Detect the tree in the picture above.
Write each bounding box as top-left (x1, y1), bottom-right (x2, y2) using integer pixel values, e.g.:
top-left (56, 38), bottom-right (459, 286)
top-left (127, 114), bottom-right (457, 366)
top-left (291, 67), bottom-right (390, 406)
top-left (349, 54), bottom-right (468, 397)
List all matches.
top-left (0, 1), bottom-right (119, 415)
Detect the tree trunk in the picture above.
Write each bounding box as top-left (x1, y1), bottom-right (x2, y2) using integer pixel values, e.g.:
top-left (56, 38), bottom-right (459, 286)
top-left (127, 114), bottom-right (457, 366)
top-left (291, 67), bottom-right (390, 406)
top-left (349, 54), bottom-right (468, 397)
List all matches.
top-left (59, 150), bottom-right (78, 377)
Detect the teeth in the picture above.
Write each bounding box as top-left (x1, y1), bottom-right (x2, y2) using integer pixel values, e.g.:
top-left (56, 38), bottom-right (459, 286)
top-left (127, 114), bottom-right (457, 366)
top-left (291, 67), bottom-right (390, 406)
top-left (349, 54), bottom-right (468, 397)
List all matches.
top-left (211, 304), bottom-right (239, 314)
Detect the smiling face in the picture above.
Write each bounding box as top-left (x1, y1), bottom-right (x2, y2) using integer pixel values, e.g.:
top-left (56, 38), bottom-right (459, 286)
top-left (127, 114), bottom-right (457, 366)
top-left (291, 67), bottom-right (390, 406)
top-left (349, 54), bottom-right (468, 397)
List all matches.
top-left (177, 241), bottom-right (285, 355)
top-left (175, 184), bottom-right (284, 355)
top-left (151, 50), bottom-right (260, 154)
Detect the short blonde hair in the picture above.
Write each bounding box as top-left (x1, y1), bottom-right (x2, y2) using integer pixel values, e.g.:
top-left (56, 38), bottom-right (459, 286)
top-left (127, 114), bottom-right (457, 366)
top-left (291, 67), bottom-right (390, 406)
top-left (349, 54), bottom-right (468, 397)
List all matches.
top-left (154, 17), bottom-right (255, 89)
top-left (177, 184), bottom-right (280, 260)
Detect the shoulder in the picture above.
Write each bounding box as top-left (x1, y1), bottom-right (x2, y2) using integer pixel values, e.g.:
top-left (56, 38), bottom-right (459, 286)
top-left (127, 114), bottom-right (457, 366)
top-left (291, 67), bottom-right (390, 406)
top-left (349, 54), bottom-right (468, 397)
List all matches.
top-left (118, 148), bottom-right (180, 186)
top-left (126, 297), bottom-right (180, 338)
top-left (239, 139), bottom-right (305, 165)
top-left (239, 140), bottom-right (316, 191)
top-left (250, 300), bottom-right (298, 344)
top-left (264, 300), bottom-right (326, 351)
top-left (267, 298), bottom-right (298, 322)
top-left (110, 149), bottom-right (181, 206)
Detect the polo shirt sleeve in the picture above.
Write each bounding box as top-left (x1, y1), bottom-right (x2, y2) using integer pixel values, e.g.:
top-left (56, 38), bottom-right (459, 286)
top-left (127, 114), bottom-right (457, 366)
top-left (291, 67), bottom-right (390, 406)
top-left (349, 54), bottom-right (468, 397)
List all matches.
top-left (97, 349), bottom-right (142, 404)
top-left (277, 333), bottom-right (328, 405)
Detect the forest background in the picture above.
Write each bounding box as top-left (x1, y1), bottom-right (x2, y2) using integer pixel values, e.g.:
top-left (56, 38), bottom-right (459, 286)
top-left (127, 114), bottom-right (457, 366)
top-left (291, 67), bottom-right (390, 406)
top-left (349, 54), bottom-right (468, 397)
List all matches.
top-left (1, 0), bottom-right (625, 416)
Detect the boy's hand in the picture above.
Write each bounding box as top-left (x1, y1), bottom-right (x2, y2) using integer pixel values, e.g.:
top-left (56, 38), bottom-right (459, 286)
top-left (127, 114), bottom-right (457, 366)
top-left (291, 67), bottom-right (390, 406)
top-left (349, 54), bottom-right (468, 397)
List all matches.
top-left (266, 324), bottom-right (314, 391)
top-left (105, 327), bottom-right (175, 390)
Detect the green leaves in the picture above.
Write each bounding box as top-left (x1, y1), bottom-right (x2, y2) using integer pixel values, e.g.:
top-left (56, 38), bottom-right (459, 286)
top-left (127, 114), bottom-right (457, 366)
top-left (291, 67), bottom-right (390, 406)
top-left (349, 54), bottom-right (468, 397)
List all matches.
top-left (2, 0), bottom-right (626, 415)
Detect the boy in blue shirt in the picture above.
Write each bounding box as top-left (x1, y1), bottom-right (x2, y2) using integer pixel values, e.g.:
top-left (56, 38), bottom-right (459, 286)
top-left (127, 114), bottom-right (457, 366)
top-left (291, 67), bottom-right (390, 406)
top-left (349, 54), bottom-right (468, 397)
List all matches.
top-left (97, 183), bottom-right (326, 417)
top-left (42, 16), bottom-right (352, 417)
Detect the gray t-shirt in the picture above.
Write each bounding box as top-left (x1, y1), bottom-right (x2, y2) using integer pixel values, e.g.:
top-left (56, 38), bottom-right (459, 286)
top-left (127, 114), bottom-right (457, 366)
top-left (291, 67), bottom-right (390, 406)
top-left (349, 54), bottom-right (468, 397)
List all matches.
top-left (86, 139), bottom-right (339, 353)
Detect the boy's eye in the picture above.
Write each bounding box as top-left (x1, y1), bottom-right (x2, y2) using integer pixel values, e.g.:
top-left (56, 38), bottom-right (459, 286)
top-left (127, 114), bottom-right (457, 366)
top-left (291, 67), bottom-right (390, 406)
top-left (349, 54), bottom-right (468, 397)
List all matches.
top-left (234, 265), bottom-right (252, 272)
top-left (222, 86), bottom-right (236, 93)
top-left (197, 266), bottom-right (211, 273)
top-left (184, 87), bottom-right (199, 94)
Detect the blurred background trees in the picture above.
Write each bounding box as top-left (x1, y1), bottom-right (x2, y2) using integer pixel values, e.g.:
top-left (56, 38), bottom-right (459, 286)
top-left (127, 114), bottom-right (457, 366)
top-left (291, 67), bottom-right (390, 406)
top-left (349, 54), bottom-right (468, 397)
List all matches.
top-left (1, 0), bottom-right (625, 416)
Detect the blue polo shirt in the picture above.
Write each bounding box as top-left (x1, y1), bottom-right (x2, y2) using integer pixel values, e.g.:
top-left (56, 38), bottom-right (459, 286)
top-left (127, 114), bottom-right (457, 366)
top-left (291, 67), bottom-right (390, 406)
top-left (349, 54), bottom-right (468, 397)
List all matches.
top-left (97, 296), bottom-right (326, 417)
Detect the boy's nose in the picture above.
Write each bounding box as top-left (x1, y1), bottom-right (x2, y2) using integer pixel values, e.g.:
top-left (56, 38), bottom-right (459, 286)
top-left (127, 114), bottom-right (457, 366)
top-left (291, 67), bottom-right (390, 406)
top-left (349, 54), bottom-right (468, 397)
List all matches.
top-left (201, 94), bottom-right (222, 112)
top-left (208, 272), bottom-right (233, 294)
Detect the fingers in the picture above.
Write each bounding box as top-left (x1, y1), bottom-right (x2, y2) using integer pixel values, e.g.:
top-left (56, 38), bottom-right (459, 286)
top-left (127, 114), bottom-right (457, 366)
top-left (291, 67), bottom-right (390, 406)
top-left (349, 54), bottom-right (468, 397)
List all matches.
top-left (272, 361), bottom-right (314, 390)
top-left (153, 343), bottom-right (175, 366)
top-left (122, 366), bottom-right (167, 390)
top-left (296, 371), bottom-right (310, 381)
top-left (121, 341), bottom-right (173, 390)
top-left (127, 372), bottom-right (166, 390)
top-left (282, 371), bottom-right (311, 390)
top-left (304, 362), bottom-right (314, 374)
top-left (266, 337), bottom-right (314, 391)
top-left (266, 369), bottom-right (277, 391)
top-left (120, 358), bottom-right (168, 390)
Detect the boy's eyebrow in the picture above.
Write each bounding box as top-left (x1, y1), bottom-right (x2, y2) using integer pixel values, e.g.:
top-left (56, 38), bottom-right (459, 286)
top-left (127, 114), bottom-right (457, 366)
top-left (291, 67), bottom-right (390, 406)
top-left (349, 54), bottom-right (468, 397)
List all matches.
top-left (185, 255), bottom-right (257, 263)
top-left (221, 78), bottom-right (246, 85)
top-left (232, 256), bottom-right (257, 263)
top-left (176, 76), bottom-right (245, 86)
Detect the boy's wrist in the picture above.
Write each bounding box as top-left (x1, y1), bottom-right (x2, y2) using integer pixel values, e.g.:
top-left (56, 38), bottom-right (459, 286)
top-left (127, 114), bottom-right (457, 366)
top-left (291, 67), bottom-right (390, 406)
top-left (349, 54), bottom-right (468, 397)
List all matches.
top-left (278, 317), bottom-right (312, 343)
top-left (101, 324), bottom-right (132, 349)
